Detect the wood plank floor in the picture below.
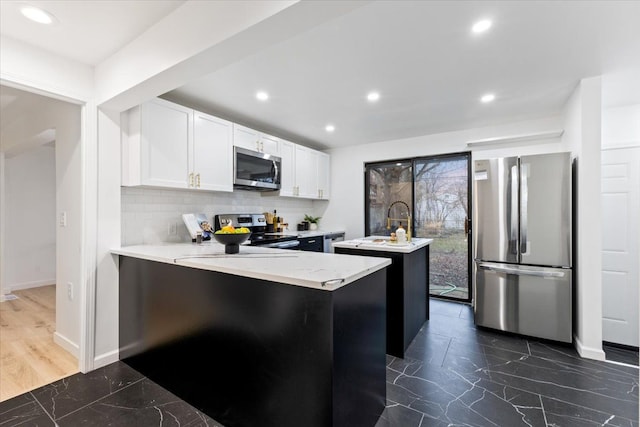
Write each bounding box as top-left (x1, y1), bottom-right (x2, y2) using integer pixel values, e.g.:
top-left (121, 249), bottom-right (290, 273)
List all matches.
top-left (0, 285), bottom-right (78, 402)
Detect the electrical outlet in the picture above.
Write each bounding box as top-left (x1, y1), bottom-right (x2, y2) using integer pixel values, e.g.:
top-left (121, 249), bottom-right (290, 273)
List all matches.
top-left (168, 222), bottom-right (177, 235)
top-left (67, 282), bottom-right (73, 300)
top-left (59, 211), bottom-right (67, 227)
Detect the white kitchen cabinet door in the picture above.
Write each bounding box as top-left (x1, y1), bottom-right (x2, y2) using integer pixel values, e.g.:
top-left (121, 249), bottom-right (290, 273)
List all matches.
top-left (233, 124), bottom-right (261, 152)
top-left (279, 140), bottom-right (296, 197)
top-left (316, 152), bottom-right (330, 200)
top-left (260, 133), bottom-right (280, 156)
top-left (193, 112), bottom-right (233, 192)
top-left (295, 145), bottom-right (318, 198)
top-left (139, 98), bottom-right (192, 189)
top-left (601, 147), bottom-right (639, 347)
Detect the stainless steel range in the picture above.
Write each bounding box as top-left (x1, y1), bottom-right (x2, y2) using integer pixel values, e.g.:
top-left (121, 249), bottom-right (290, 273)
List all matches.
top-left (214, 214), bottom-right (300, 249)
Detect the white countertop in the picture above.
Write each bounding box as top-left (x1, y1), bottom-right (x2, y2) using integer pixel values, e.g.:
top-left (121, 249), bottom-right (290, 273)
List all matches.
top-left (279, 229), bottom-right (345, 238)
top-left (112, 242), bottom-right (389, 291)
top-left (333, 236), bottom-right (433, 253)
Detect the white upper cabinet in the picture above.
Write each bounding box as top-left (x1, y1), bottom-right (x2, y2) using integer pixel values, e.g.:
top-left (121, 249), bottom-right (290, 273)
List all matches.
top-left (279, 140), bottom-right (296, 197)
top-left (294, 145), bottom-right (318, 199)
top-left (317, 152), bottom-right (330, 200)
top-left (233, 124), bottom-right (280, 155)
top-left (193, 111), bottom-right (233, 192)
top-left (276, 140), bottom-right (331, 200)
top-left (123, 98), bottom-right (232, 192)
top-left (122, 98), bottom-right (328, 198)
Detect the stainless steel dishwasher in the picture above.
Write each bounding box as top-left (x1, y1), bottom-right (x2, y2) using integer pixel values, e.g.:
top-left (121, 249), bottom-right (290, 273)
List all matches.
top-left (323, 232), bottom-right (345, 253)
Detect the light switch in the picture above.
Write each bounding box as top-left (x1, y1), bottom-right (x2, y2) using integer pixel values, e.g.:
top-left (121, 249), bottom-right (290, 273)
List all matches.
top-left (60, 211), bottom-right (67, 227)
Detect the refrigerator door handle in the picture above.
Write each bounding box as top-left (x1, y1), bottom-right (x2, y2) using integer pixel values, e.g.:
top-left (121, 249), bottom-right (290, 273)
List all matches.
top-left (510, 165), bottom-right (519, 254)
top-left (477, 262), bottom-right (566, 278)
top-left (520, 163), bottom-right (529, 255)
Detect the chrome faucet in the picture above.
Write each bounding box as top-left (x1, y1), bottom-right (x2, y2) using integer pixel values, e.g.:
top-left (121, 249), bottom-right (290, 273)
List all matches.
top-left (386, 200), bottom-right (412, 242)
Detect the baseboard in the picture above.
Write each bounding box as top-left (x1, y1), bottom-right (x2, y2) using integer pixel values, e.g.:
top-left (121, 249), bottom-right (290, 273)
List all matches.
top-left (7, 279), bottom-right (56, 293)
top-left (54, 332), bottom-right (80, 358)
top-left (574, 334), bottom-right (606, 361)
top-left (94, 349), bottom-right (119, 369)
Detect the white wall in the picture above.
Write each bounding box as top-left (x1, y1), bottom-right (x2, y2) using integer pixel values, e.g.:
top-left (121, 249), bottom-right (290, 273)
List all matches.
top-left (562, 77), bottom-right (604, 360)
top-left (94, 108), bottom-right (121, 366)
top-left (121, 187), bottom-right (322, 246)
top-left (4, 145), bottom-right (56, 292)
top-left (53, 103), bottom-right (84, 357)
top-left (0, 36), bottom-right (93, 103)
top-left (602, 104), bottom-right (640, 148)
top-left (322, 114), bottom-right (568, 238)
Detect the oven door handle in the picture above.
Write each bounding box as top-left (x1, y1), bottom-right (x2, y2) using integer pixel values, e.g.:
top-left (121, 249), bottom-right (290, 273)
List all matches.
top-left (263, 240), bottom-right (300, 249)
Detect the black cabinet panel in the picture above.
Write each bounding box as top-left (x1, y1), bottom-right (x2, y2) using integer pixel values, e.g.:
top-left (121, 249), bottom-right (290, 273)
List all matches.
top-left (335, 246), bottom-right (429, 358)
top-left (119, 257), bottom-right (386, 427)
top-left (298, 236), bottom-right (324, 252)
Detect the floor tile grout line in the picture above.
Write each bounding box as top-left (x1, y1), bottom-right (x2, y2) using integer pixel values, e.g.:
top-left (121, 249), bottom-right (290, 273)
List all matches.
top-left (440, 337), bottom-right (453, 368)
top-left (538, 394), bottom-right (549, 427)
top-left (47, 376), bottom-right (146, 422)
top-left (0, 396), bottom-right (37, 414)
top-left (29, 391), bottom-right (56, 425)
top-left (602, 359), bottom-right (640, 370)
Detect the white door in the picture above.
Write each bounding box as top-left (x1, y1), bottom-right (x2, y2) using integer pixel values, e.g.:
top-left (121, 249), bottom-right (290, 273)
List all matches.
top-left (259, 133), bottom-right (280, 156)
top-left (193, 112), bottom-right (233, 192)
top-left (601, 147), bottom-right (640, 347)
top-left (279, 140), bottom-right (296, 197)
top-left (294, 145), bottom-right (317, 198)
top-left (233, 124), bottom-right (260, 152)
top-left (141, 99), bottom-right (191, 188)
top-left (317, 152), bottom-right (330, 200)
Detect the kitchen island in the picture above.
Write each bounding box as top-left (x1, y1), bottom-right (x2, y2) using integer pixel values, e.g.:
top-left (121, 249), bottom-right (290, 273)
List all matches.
top-left (334, 236), bottom-right (432, 358)
top-left (113, 243), bottom-right (390, 427)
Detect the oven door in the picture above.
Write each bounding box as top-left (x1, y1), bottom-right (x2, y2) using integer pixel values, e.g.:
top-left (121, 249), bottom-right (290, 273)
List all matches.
top-left (234, 147), bottom-right (281, 190)
top-left (259, 240), bottom-right (300, 249)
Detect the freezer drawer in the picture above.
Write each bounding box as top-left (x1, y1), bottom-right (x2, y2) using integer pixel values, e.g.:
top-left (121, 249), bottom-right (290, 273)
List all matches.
top-left (474, 262), bottom-right (572, 342)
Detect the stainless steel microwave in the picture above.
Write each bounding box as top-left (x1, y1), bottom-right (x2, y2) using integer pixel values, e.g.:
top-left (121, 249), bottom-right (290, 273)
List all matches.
top-left (234, 146), bottom-right (281, 191)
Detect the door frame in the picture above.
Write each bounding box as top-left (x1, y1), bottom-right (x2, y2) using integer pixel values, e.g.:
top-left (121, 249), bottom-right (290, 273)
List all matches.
top-left (363, 151), bottom-right (473, 303)
top-left (1, 78), bottom-right (96, 374)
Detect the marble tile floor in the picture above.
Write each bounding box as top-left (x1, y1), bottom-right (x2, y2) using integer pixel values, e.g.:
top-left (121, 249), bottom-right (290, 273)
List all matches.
top-left (1, 298), bottom-right (637, 427)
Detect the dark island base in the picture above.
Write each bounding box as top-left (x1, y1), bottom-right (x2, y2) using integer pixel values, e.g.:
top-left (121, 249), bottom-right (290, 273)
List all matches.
top-left (119, 257), bottom-right (387, 427)
top-left (335, 246), bottom-right (429, 358)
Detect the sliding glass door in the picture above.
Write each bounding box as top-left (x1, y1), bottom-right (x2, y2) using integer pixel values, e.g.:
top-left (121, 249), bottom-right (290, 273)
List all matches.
top-left (365, 161), bottom-right (412, 236)
top-left (365, 153), bottom-right (471, 302)
top-left (414, 153), bottom-right (471, 301)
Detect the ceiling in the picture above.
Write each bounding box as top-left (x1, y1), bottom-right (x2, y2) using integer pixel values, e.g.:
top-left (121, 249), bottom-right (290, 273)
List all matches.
top-left (1, 1), bottom-right (639, 150)
top-left (0, 0), bottom-right (184, 65)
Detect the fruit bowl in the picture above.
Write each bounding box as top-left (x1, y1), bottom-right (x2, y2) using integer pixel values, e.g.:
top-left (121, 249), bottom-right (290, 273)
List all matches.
top-left (213, 232), bottom-right (251, 254)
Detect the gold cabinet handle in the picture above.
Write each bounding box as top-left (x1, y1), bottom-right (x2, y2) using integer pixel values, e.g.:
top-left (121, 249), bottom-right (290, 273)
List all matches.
top-left (196, 173), bottom-right (201, 188)
top-left (189, 172), bottom-right (194, 187)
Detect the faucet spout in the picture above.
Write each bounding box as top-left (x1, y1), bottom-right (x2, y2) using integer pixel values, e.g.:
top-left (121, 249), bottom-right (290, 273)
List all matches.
top-left (386, 200), bottom-right (412, 242)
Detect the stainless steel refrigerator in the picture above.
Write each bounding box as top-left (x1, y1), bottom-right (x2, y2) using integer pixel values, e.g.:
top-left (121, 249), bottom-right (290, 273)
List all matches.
top-left (473, 152), bottom-right (573, 342)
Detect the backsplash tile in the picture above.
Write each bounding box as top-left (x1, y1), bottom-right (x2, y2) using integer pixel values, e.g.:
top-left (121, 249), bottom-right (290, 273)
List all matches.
top-left (121, 187), bottom-right (322, 246)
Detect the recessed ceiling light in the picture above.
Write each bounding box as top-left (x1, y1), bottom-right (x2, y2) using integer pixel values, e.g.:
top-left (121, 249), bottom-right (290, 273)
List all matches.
top-left (480, 93), bottom-right (496, 103)
top-left (256, 91), bottom-right (269, 101)
top-left (367, 92), bottom-right (380, 102)
top-left (325, 124), bottom-right (335, 133)
top-left (20, 5), bottom-right (56, 25)
top-left (472, 19), bottom-right (492, 34)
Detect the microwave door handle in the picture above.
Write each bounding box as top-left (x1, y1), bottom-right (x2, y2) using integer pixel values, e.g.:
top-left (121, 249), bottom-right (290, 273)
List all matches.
top-left (272, 160), bottom-right (279, 184)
